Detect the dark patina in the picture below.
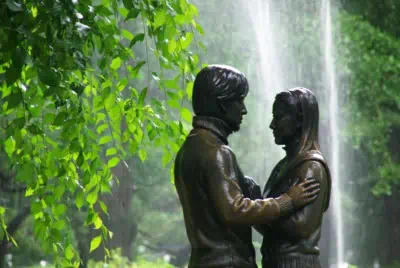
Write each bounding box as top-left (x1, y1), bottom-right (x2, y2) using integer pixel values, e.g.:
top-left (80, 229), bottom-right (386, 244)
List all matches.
top-left (260, 88), bottom-right (332, 268)
top-left (174, 66), bottom-right (320, 268)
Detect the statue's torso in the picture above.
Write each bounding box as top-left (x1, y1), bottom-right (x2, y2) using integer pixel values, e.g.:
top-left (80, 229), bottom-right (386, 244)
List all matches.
top-left (174, 128), bottom-right (257, 268)
top-left (261, 150), bottom-right (331, 268)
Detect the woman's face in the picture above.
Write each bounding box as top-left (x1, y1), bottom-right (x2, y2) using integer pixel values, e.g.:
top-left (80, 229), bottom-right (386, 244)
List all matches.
top-left (269, 99), bottom-right (299, 145)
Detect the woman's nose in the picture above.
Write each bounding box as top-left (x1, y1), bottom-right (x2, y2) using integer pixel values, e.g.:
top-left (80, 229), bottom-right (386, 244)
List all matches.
top-left (242, 104), bottom-right (247, 115)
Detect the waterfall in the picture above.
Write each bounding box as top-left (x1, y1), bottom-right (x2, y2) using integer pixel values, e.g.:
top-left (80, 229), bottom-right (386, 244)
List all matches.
top-left (323, 1), bottom-right (345, 267)
top-left (240, 0), bottom-right (346, 266)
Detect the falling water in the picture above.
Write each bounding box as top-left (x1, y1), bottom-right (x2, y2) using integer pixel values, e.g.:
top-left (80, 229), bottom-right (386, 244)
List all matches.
top-left (241, 0), bottom-right (286, 181)
top-left (323, 0), bottom-right (345, 267)
top-left (238, 0), bottom-right (345, 266)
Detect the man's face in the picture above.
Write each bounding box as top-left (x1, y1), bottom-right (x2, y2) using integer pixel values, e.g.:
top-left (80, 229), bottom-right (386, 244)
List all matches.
top-left (222, 96), bottom-right (247, 132)
top-left (269, 100), bottom-right (298, 145)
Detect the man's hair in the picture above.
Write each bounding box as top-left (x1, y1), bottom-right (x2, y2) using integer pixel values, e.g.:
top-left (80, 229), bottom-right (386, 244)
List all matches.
top-left (275, 87), bottom-right (321, 153)
top-left (192, 64), bottom-right (249, 116)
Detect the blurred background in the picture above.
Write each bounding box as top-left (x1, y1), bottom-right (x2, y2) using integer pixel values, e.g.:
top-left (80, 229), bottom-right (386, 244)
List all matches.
top-left (0, 0), bottom-right (399, 267)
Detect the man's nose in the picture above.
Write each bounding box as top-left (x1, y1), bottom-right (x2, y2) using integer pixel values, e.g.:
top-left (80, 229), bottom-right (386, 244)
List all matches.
top-left (269, 118), bottom-right (275, 129)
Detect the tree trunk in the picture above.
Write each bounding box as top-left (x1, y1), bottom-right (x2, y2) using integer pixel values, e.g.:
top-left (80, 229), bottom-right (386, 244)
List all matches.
top-left (89, 161), bottom-right (137, 261)
top-left (0, 206), bottom-right (30, 268)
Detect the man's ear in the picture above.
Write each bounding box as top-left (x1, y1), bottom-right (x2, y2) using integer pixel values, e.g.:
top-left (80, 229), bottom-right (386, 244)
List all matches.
top-left (217, 99), bottom-right (227, 113)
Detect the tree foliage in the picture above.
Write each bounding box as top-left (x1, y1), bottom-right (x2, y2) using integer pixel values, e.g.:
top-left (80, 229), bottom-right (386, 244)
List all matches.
top-left (0, 0), bottom-right (202, 266)
top-left (338, 13), bottom-right (400, 196)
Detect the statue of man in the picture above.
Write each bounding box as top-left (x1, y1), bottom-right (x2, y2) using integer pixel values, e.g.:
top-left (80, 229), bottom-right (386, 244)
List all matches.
top-left (259, 88), bottom-right (331, 268)
top-left (174, 66), bottom-right (320, 268)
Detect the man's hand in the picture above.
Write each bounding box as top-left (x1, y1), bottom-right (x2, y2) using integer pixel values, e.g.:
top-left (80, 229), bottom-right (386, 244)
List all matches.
top-left (286, 178), bottom-right (320, 208)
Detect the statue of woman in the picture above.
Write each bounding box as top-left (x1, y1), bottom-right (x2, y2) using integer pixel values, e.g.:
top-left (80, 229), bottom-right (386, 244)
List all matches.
top-left (260, 87), bottom-right (331, 268)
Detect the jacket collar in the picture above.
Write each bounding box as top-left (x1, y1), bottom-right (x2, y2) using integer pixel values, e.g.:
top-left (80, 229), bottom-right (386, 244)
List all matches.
top-left (192, 116), bottom-right (232, 145)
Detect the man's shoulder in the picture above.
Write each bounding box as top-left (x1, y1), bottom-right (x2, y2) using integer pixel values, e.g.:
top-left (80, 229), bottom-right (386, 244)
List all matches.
top-left (208, 144), bottom-right (234, 158)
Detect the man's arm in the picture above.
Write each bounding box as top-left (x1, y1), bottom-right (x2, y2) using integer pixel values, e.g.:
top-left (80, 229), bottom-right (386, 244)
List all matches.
top-left (240, 176), bottom-right (265, 235)
top-left (270, 161), bottom-right (328, 238)
top-left (241, 176), bottom-right (262, 200)
top-left (205, 146), bottom-right (315, 226)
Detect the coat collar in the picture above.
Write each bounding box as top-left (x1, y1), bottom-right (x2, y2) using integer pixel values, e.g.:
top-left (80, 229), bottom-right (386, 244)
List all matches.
top-left (192, 116), bottom-right (233, 145)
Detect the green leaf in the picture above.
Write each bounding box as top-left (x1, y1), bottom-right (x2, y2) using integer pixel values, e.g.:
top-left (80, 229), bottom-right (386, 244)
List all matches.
top-left (65, 244), bottom-right (74, 260)
top-left (31, 202), bottom-right (42, 215)
top-left (138, 149), bottom-right (146, 162)
top-left (86, 189), bottom-right (99, 205)
top-left (165, 78), bottom-right (179, 90)
top-left (99, 201), bottom-right (108, 215)
top-left (119, 7), bottom-right (129, 18)
top-left (111, 57), bottom-right (122, 70)
top-left (75, 191), bottom-right (84, 209)
top-left (25, 187), bottom-right (35, 197)
top-left (93, 213), bottom-right (102, 229)
top-left (1, 84), bottom-right (12, 99)
top-left (181, 107), bottom-right (192, 123)
top-left (53, 220), bottom-right (65, 230)
top-left (27, 124), bottom-right (43, 135)
top-left (5, 91), bottom-right (23, 110)
top-left (97, 124), bottom-right (108, 134)
top-left (72, 84), bottom-right (84, 95)
top-left (107, 157), bottom-right (120, 168)
top-left (0, 206), bottom-right (5, 215)
top-left (168, 39), bottom-right (177, 53)
top-left (167, 99), bottom-right (180, 109)
top-left (9, 117), bottom-right (25, 130)
top-left (125, 9), bottom-right (139, 20)
top-left (54, 204), bottom-right (66, 217)
top-left (54, 184), bottom-right (65, 199)
top-left (138, 87), bottom-right (147, 107)
top-left (175, 14), bottom-right (185, 25)
top-left (38, 67), bottom-right (60, 87)
top-left (162, 151), bottom-right (171, 167)
top-left (181, 32), bottom-right (193, 49)
top-left (186, 81), bottom-right (194, 99)
top-left (153, 10), bottom-right (167, 29)
top-left (121, 29), bottom-right (134, 40)
top-left (90, 236), bottom-right (102, 252)
top-left (130, 61), bottom-right (146, 77)
top-left (6, 0), bottom-right (22, 12)
top-left (99, 136), bottom-right (112, 145)
top-left (106, 147), bottom-right (117, 156)
top-left (117, 78), bottom-right (129, 92)
top-left (53, 112), bottom-right (68, 126)
top-left (129, 33), bottom-right (145, 48)
top-left (94, 5), bottom-right (113, 16)
top-left (5, 66), bottom-right (21, 85)
top-left (4, 136), bottom-right (16, 157)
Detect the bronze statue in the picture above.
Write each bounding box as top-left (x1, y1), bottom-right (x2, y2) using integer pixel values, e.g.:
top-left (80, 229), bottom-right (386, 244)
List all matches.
top-left (259, 88), bottom-right (332, 268)
top-left (174, 66), bottom-right (320, 268)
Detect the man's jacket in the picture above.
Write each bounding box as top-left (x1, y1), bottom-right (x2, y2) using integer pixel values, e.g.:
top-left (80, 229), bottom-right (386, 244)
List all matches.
top-left (174, 116), bottom-right (293, 268)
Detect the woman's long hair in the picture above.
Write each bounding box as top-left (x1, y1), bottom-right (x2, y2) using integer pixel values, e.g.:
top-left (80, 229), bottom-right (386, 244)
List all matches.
top-left (275, 87), bottom-right (321, 154)
top-left (276, 87), bottom-right (331, 211)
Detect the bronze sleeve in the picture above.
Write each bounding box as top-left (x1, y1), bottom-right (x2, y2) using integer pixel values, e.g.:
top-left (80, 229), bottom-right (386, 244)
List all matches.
top-left (205, 146), bottom-right (294, 226)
